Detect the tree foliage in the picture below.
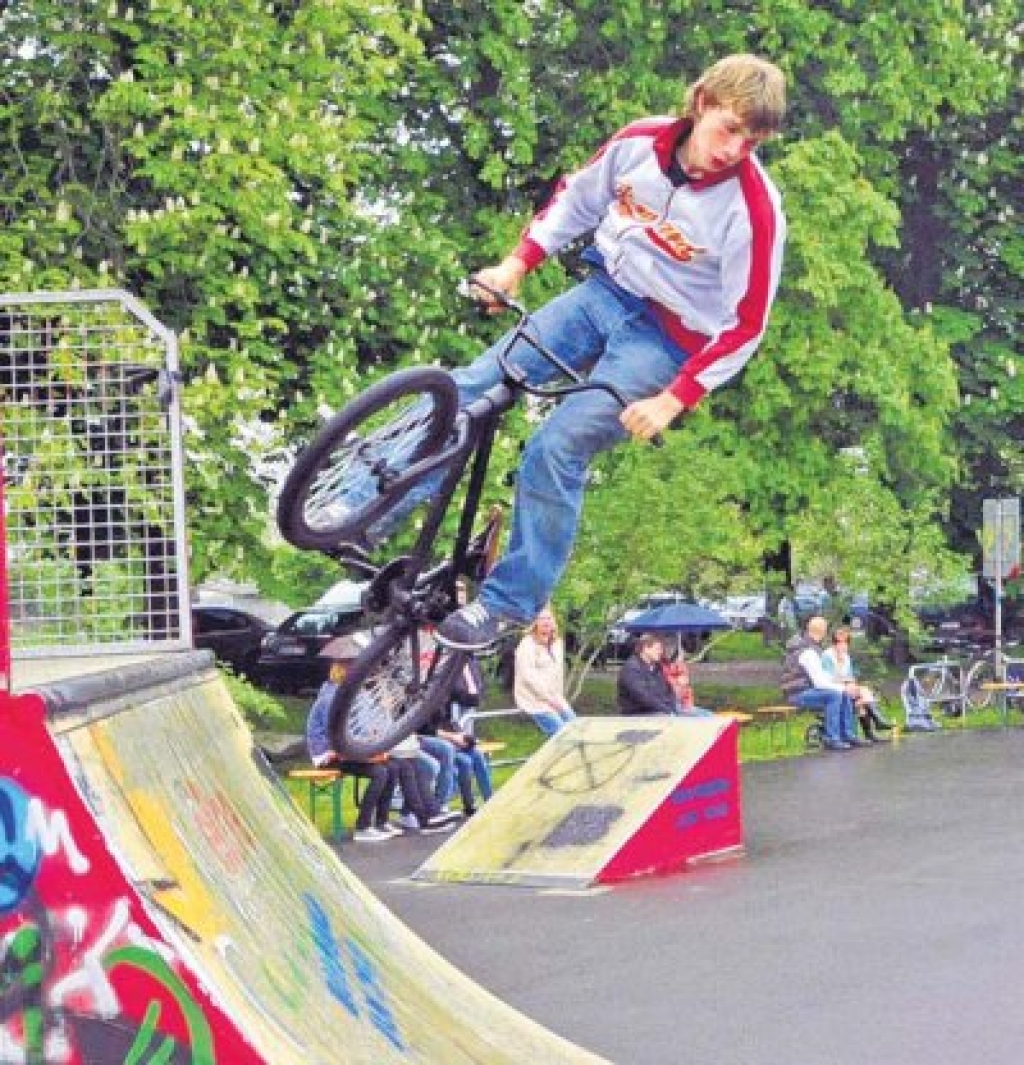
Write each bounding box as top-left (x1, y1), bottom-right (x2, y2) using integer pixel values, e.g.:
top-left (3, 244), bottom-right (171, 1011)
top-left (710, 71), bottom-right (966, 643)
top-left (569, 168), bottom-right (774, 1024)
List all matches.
top-left (0, 0), bottom-right (1019, 624)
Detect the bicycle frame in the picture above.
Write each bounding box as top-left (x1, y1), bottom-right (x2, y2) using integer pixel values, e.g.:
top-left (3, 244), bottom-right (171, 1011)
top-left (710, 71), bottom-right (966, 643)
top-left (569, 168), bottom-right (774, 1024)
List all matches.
top-left (363, 280), bottom-right (647, 625)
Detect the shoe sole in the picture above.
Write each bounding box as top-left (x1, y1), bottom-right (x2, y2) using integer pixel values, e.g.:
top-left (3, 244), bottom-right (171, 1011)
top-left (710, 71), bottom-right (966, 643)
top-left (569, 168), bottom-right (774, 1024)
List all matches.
top-left (434, 631), bottom-right (500, 652)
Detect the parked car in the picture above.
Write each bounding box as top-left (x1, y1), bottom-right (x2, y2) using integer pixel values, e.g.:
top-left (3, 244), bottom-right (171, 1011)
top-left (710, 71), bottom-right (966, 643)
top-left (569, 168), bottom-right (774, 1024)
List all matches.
top-left (192, 605), bottom-right (272, 679)
top-left (256, 605), bottom-right (366, 693)
top-left (703, 594), bottom-right (768, 632)
top-left (914, 599), bottom-right (989, 652)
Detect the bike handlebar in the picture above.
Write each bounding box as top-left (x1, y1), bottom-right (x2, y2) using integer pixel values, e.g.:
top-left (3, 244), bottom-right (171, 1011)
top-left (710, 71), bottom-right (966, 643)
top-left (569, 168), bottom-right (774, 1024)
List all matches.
top-left (463, 276), bottom-right (664, 448)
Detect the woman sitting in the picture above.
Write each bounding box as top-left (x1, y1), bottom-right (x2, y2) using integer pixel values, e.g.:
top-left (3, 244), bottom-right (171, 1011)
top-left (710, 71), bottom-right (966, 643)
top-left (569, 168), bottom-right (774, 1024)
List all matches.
top-left (514, 606), bottom-right (577, 736)
top-left (821, 627), bottom-right (893, 742)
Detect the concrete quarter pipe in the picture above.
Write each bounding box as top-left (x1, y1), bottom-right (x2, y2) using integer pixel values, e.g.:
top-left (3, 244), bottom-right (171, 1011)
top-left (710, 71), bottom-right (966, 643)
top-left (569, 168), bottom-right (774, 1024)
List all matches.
top-left (0, 652), bottom-right (604, 1063)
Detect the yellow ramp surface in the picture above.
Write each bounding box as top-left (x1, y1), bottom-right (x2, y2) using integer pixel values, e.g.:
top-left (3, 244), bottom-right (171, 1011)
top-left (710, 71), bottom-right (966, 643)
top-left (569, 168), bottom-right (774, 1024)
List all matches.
top-left (43, 654), bottom-right (603, 1064)
top-left (416, 717), bottom-right (738, 888)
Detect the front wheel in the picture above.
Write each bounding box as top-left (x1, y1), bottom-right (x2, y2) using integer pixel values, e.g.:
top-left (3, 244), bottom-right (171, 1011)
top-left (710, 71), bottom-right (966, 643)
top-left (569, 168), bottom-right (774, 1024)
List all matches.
top-left (915, 664), bottom-right (952, 702)
top-left (277, 367), bottom-right (460, 552)
top-left (330, 623), bottom-right (465, 759)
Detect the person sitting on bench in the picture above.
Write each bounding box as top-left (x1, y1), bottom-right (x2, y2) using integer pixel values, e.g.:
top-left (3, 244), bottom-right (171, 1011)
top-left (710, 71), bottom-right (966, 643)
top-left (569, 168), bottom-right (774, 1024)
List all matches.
top-left (617, 634), bottom-right (678, 716)
top-left (306, 664), bottom-right (458, 840)
top-left (821, 626), bottom-right (893, 742)
top-left (780, 616), bottom-right (867, 751)
top-left (306, 663), bottom-right (400, 842)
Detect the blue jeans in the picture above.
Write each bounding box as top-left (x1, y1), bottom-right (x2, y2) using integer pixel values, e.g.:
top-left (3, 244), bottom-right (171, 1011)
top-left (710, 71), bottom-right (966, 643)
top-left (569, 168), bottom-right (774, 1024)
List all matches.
top-left (793, 689), bottom-right (858, 744)
top-left (530, 706), bottom-right (577, 737)
top-left (453, 747), bottom-right (494, 806)
top-left (391, 276), bottom-right (687, 622)
top-left (417, 734), bottom-right (456, 805)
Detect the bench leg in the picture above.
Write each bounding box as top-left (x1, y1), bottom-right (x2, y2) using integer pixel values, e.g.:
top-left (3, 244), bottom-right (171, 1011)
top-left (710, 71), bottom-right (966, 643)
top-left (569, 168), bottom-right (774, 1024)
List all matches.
top-left (306, 780), bottom-right (319, 827)
top-left (329, 779), bottom-right (344, 842)
top-left (304, 779), bottom-right (346, 842)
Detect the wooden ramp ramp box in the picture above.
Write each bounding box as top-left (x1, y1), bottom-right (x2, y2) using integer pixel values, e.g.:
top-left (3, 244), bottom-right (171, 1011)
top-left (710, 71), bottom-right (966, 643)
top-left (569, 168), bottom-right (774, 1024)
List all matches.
top-left (0, 653), bottom-right (603, 1063)
top-left (415, 716), bottom-right (743, 889)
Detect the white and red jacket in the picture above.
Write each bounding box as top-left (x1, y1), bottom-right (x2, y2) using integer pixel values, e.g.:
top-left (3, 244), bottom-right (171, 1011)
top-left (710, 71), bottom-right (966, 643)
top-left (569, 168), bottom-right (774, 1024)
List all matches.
top-left (513, 116), bottom-right (786, 409)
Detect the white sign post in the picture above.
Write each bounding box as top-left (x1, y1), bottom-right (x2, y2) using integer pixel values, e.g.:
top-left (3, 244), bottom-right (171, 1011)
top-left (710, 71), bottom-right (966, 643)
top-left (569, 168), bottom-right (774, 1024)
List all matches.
top-left (982, 498), bottom-right (1021, 679)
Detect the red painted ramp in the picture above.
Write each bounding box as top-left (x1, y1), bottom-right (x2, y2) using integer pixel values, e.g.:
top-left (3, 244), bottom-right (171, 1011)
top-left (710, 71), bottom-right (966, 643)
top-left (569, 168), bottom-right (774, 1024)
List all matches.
top-left (0, 653), bottom-right (603, 1063)
top-left (415, 716), bottom-right (743, 889)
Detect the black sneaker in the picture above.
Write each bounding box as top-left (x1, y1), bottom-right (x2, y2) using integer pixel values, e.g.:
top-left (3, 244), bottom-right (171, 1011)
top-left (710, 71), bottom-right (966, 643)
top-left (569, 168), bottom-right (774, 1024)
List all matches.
top-left (420, 817), bottom-right (458, 835)
top-left (435, 600), bottom-right (505, 651)
top-left (427, 810), bottom-right (462, 827)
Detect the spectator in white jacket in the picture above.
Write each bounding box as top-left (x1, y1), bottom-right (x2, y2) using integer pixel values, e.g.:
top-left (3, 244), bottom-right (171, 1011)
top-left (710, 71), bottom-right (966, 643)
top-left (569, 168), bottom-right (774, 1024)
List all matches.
top-left (514, 607), bottom-right (577, 737)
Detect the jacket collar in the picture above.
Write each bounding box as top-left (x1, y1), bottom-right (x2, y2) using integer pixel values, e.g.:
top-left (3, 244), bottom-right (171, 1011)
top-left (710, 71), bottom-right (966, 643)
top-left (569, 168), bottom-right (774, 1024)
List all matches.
top-left (652, 116), bottom-right (747, 190)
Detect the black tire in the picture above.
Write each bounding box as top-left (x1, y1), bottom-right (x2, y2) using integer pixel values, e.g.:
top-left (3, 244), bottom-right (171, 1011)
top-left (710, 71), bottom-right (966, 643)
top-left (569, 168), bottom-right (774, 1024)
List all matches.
top-left (277, 367), bottom-right (459, 552)
top-left (329, 623), bottom-right (465, 759)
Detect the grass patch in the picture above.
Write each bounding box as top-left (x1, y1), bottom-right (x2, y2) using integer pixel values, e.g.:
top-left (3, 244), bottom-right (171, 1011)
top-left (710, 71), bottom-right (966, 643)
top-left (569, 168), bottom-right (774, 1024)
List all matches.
top-left (704, 629), bottom-right (782, 662)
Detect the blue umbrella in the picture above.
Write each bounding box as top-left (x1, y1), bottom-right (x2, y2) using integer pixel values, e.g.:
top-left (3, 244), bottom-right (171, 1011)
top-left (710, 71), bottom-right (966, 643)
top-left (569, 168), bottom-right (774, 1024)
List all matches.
top-left (621, 601), bottom-right (731, 657)
top-left (622, 602), bottom-right (732, 634)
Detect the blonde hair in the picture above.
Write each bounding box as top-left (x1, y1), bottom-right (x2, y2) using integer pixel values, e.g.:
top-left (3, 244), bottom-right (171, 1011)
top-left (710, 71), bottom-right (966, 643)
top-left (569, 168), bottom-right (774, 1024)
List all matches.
top-left (529, 605), bottom-right (559, 642)
top-left (682, 54), bottom-right (786, 136)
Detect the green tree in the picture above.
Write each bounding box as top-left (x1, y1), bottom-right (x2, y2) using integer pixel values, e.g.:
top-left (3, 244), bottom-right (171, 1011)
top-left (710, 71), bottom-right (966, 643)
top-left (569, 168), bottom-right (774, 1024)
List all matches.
top-left (1, 0), bottom-right (1019, 623)
top-left (0, 0), bottom-right (425, 589)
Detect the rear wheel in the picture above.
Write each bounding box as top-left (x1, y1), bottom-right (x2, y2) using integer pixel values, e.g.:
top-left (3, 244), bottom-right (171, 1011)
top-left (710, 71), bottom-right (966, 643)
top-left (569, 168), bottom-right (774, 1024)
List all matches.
top-left (330, 622), bottom-right (465, 759)
top-left (965, 656), bottom-right (997, 711)
top-left (277, 367), bottom-right (459, 552)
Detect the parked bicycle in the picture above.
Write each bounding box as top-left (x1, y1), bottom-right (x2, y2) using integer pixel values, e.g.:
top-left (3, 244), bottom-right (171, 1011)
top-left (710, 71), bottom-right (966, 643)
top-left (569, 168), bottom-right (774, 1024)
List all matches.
top-left (909, 641), bottom-right (1024, 715)
top-left (276, 281), bottom-right (658, 757)
top-left (963, 644), bottom-right (1024, 711)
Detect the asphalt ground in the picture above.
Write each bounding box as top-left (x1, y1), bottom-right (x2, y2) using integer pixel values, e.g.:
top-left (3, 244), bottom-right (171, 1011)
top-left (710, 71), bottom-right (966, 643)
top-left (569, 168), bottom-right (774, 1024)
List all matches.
top-left (341, 726), bottom-right (1024, 1064)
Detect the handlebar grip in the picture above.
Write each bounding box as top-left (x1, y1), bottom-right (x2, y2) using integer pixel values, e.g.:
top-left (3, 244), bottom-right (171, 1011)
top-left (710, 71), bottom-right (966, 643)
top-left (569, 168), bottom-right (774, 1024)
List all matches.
top-left (462, 275), bottom-right (524, 315)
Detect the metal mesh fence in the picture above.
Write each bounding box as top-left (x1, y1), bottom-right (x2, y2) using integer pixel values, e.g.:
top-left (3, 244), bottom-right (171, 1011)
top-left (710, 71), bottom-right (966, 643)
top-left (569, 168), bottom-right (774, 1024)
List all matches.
top-left (0, 290), bottom-right (191, 658)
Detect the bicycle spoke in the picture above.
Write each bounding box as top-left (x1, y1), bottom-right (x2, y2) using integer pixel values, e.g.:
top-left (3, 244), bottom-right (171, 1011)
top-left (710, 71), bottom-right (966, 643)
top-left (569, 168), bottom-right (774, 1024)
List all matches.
top-left (277, 367), bottom-right (458, 552)
top-left (302, 402), bottom-right (433, 530)
top-left (345, 644), bottom-right (416, 745)
top-left (333, 624), bottom-right (463, 758)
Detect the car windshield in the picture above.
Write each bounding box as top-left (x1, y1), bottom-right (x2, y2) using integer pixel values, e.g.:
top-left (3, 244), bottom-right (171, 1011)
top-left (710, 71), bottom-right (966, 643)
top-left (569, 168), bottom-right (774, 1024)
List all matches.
top-left (286, 610), bottom-right (356, 636)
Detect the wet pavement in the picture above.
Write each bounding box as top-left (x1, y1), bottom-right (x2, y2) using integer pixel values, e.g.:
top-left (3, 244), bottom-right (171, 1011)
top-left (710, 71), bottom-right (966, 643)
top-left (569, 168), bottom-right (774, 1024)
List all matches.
top-left (342, 727), bottom-right (1024, 1064)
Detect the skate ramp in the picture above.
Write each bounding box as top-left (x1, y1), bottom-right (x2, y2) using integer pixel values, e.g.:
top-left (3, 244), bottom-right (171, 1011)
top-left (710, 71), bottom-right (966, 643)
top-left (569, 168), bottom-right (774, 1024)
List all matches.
top-left (0, 652), bottom-right (603, 1063)
top-left (415, 717), bottom-right (743, 889)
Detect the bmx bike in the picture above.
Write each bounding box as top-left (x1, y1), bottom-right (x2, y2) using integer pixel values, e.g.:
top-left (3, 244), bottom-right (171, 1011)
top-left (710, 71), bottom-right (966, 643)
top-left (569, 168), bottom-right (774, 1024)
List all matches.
top-left (276, 280), bottom-right (656, 758)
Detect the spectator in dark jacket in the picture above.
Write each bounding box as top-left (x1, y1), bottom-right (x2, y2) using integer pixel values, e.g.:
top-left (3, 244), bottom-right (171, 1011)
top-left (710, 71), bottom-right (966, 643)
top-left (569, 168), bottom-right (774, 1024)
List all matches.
top-left (306, 664), bottom-right (400, 842)
top-left (617, 634), bottom-right (678, 715)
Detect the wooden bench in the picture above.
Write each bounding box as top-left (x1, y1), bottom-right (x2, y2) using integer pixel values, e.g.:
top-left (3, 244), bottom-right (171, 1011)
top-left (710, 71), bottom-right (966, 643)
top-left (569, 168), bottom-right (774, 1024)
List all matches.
top-left (715, 710), bottom-right (754, 727)
top-left (753, 705), bottom-right (798, 749)
top-left (979, 681), bottom-right (1024, 719)
top-left (475, 740), bottom-right (507, 760)
top-left (287, 767), bottom-right (351, 842)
